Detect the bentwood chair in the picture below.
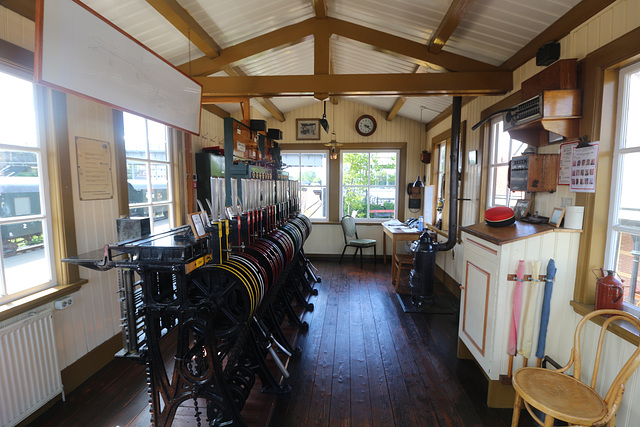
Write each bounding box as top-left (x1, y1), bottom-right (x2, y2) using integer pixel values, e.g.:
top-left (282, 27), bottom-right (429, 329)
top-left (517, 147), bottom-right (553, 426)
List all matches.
top-left (339, 215), bottom-right (376, 268)
top-left (511, 309), bottom-right (640, 427)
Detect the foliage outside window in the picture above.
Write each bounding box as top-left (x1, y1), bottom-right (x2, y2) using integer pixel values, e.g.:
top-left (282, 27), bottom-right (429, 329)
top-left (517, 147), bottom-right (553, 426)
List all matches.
top-left (604, 61), bottom-right (640, 315)
top-left (281, 151), bottom-right (328, 220)
top-left (341, 151), bottom-right (398, 220)
top-left (487, 118), bottom-right (526, 209)
top-left (123, 113), bottom-right (174, 233)
top-left (436, 141), bottom-right (446, 228)
top-left (0, 71), bottom-right (55, 304)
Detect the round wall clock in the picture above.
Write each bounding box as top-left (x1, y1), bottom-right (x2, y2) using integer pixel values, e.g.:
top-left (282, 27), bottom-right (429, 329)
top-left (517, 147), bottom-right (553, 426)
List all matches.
top-left (355, 115), bottom-right (377, 136)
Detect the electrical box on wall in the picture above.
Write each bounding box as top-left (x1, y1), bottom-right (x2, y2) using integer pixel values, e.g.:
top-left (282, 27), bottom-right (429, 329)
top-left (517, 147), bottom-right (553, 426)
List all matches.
top-left (509, 154), bottom-right (559, 193)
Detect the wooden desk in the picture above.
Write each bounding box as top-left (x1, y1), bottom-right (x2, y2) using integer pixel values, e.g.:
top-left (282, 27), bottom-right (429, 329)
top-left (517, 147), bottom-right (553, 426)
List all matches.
top-left (381, 223), bottom-right (422, 283)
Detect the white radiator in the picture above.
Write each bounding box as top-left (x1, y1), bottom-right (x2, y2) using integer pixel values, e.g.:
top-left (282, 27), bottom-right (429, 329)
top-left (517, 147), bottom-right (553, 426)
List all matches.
top-left (0, 308), bottom-right (63, 427)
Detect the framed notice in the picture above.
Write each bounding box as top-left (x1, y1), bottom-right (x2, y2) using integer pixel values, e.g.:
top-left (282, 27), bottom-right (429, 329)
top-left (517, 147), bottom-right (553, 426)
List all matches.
top-left (558, 141), bottom-right (579, 185)
top-left (76, 137), bottom-right (113, 200)
top-left (570, 142), bottom-right (599, 193)
top-left (188, 212), bottom-right (208, 239)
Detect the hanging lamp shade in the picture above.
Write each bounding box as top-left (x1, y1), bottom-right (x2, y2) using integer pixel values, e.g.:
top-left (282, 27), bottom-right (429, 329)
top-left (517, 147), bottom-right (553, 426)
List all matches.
top-left (319, 101), bottom-right (330, 133)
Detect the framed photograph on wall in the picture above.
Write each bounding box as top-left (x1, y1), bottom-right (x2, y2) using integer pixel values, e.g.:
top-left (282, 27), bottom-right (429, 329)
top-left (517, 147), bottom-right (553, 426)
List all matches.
top-left (513, 199), bottom-right (532, 219)
top-left (548, 208), bottom-right (565, 227)
top-left (296, 119), bottom-right (321, 140)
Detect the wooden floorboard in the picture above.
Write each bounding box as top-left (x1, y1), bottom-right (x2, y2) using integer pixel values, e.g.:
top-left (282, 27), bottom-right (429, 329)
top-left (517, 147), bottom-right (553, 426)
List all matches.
top-left (31, 258), bottom-right (535, 427)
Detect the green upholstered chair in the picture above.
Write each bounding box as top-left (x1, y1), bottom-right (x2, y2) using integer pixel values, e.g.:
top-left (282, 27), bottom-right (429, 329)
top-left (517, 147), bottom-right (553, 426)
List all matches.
top-left (339, 215), bottom-right (377, 268)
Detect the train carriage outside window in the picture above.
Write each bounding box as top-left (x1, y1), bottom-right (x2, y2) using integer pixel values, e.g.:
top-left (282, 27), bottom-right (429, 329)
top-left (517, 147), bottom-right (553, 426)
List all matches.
top-left (0, 71), bottom-right (55, 304)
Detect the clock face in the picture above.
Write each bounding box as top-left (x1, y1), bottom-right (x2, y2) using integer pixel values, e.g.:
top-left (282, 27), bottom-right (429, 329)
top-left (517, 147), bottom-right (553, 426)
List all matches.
top-left (356, 115), bottom-right (377, 136)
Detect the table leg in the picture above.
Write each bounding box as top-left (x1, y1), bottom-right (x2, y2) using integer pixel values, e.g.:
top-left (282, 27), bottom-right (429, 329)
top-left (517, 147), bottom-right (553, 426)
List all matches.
top-left (383, 231), bottom-right (387, 264)
top-left (391, 237), bottom-right (397, 282)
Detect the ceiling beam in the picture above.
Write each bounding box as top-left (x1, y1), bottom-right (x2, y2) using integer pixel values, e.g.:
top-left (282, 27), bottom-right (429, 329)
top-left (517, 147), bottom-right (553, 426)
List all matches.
top-left (313, 0), bottom-right (327, 18)
top-left (224, 66), bottom-right (285, 121)
top-left (328, 17), bottom-right (502, 72)
top-left (195, 71), bottom-right (512, 97)
top-left (427, 0), bottom-right (475, 54)
top-left (0, 0), bottom-right (35, 21)
top-left (177, 19), bottom-right (315, 76)
top-left (502, 0), bottom-right (617, 71)
top-left (202, 104), bottom-right (231, 119)
top-left (145, 0), bottom-right (220, 58)
top-left (386, 97), bottom-right (407, 121)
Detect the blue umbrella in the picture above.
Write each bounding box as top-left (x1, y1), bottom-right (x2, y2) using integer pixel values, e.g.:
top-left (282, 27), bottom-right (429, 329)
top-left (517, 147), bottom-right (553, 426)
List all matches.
top-left (535, 259), bottom-right (557, 360)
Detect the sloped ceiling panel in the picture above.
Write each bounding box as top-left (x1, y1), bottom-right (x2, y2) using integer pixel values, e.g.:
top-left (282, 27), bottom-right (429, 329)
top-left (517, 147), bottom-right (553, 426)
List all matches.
top-left (444, 0), bottom-right (582, 66)
top-left (330, 0), bottom-right (448, 44)
top-left (179, 0), bottom-right (315, 48)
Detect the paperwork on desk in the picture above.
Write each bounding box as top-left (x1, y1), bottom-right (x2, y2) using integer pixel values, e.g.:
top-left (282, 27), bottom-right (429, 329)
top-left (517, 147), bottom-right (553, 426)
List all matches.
top-left (383, 219), bottom-right (416, 232)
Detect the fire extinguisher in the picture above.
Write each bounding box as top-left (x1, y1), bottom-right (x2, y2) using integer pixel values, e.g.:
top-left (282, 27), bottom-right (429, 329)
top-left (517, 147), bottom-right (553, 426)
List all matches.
top-left (594, 269), bottom-right (624, 311)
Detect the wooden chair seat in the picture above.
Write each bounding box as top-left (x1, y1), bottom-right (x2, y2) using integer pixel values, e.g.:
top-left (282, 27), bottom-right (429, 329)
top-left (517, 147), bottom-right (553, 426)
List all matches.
top-left (512, 368), bottom-right (607, 425)
top-left (511, 309), bottom-right (640, 427)
top-left (393, 253), bottom-right (413, 292)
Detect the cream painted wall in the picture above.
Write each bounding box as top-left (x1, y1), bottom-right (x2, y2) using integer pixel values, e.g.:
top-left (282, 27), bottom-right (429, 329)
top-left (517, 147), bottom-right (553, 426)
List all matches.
top-left (426, 2), bottom-right (640, 425)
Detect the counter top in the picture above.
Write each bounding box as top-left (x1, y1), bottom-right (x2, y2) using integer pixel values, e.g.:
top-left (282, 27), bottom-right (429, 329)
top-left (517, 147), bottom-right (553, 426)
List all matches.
top-left (460, 221), bottom-right (581, 246)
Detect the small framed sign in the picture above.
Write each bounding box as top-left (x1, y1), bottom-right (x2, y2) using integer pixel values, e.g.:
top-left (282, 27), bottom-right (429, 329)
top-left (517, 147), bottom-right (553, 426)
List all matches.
top-left (296, 119), bottom-right (321, 140)
top-left (514, 199), bottom-right (532, 219)
top-left (548, 208), bottom-right (565, 227)
top-left (188, 211), bottom-right (208, 239)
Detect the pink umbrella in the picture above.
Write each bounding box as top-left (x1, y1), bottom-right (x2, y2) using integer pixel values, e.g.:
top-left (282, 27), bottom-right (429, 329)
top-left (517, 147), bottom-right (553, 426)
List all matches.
top-left (507, 260), bottom-right (525, 377)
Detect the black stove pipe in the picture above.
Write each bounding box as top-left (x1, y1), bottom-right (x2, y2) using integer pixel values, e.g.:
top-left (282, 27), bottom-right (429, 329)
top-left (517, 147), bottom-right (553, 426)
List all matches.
top-left (435, 95), bottom-right (461, 253)
top-left (408, 96), bottom-right (461, 306)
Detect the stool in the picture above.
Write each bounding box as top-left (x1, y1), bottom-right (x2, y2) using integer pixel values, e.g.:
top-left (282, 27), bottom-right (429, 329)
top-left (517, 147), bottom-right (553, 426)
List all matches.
top-left (394, 254), bottom-right (414, 292)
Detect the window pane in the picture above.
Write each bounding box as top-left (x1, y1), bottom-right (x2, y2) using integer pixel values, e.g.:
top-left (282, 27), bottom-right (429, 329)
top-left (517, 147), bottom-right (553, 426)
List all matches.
top-left (2, 220), bottom-right (50, 294)
top-left (612, 230), bottom-right (640, 306)
top-left (152, 205), bottom-right (171, 233)
top-left (369, 187), bottom-right (395, 219)
top-left (129, 206), bottom-right (150, 219)
top-left (300, 153), bottom-right (326, 186)
top-left (619, 152), bottom-right (640, 222)
top-left (301, 187), bottom-right (326, 219)
top-left (343, 153), bottom-right (369, 185)
top-left (493, 165), bottom-right (509, 205)
top-left (343, 187), bottom-right (367, 218)
top-left (123, 114), bottom-right (148, 156)
top-left (0, 73), bottom-right (37, 148)
top-left (624, 70), bottom-right (640, 149)
top-left (0, 152), bottom-right (42, 218)
top-left (370, 152), bottom-right (396, 185)
top-left (147, 120), bottom-right (168, 161)
top-left (150, 164), bottom-right (170, 203)
top-left (127, 161), bottom-right (149, 205)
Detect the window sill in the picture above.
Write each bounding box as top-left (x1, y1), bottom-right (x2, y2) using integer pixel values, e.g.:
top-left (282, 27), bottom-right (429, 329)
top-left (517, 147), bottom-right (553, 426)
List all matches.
top-left (0, 279), bottom-right (88, 322)
top-left (570, 300), bottom-right (639, 346)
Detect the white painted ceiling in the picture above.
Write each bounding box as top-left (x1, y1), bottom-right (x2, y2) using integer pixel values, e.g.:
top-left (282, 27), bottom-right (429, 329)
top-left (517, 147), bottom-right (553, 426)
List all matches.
top-left (77, 0), bottom-right (582, 124)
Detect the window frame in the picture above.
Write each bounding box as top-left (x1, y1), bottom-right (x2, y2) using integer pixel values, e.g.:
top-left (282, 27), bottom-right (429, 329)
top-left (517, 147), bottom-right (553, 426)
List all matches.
top-left (0, 71), bottom-right (56, 305)
top-left (603, 60), bottom-right (640, 317)
top-left (281, 150), bottom-right (329, 221)
top-left (123, 112), bottom-right (175, 234)
top-left (339, 149), bottom-right (400, 222)
top-left (486, 117), bottom-right (526, 210)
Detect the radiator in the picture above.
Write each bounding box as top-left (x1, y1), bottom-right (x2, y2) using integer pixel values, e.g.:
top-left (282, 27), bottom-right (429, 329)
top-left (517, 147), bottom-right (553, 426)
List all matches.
top-left (0, 308), bottom-right (63, 427)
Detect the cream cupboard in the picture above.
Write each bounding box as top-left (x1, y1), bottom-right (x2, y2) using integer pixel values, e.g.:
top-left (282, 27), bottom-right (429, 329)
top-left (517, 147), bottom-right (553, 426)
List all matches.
top-left (458, 222), bottom-right (581, 407)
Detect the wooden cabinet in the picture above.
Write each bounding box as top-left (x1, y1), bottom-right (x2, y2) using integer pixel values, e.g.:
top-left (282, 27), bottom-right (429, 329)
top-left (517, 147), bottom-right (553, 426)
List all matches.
top-left (458, 222), bottom-right (581, 407)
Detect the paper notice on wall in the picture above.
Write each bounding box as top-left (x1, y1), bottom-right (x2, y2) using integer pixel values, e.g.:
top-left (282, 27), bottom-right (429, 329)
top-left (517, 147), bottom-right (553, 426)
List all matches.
top-left (76, 137), bottom-right (113, 200)
top-left (570, 142), bottom-right (599, 193)
top-left (558, 141), bottom-right (579, 185)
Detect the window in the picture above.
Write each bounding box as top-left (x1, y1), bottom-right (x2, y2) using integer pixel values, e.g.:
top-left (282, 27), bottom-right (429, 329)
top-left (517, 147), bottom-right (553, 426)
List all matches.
top-left (123, 113), bottom-right (174, 233)
top-left (282, 151), bottom-right (328, 220)
top-left (341, 150), bottom-right (398, 220)
top-left (0, 71), bottom-right (55, 303)
top-left (436, 141), bottom-right (446, 227)
top-left (487, 118), bottom-right (526, 209)
top-left (604, 61), bottom-right (640, 315)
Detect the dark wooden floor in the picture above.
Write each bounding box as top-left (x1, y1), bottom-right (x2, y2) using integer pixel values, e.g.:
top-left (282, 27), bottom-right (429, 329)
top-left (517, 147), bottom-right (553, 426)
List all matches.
top-left (32, 258), bottom-right (534, 427)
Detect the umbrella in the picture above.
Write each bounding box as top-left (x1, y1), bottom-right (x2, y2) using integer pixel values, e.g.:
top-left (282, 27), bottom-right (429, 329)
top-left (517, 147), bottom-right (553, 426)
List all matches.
top-left (507, 260), bottom-right (525, 377)
top-left (535, 259), bottom-right (557, 363)
top-left (519, 261), bottom-right (544, 366)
